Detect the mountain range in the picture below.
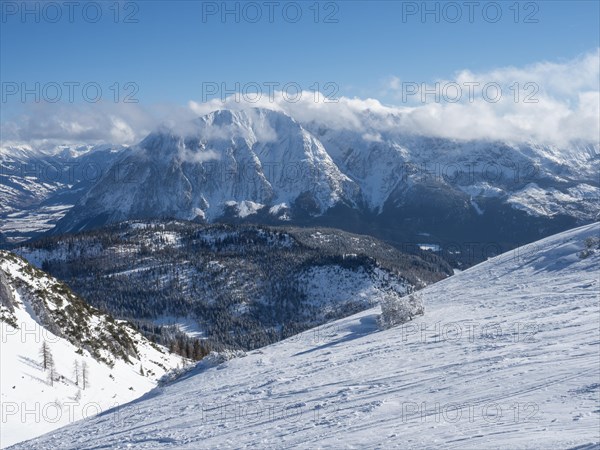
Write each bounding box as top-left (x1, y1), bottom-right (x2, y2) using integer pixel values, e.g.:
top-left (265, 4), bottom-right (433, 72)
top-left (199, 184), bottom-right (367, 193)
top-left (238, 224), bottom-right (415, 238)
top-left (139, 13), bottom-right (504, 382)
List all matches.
top-left (2, 108), bottom-right (599, 266)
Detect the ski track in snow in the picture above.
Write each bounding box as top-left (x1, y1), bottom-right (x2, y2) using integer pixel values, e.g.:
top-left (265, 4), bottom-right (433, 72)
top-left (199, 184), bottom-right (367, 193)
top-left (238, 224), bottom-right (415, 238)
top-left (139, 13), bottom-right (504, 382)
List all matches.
top-left (8, 223), bottom-right (600, 449)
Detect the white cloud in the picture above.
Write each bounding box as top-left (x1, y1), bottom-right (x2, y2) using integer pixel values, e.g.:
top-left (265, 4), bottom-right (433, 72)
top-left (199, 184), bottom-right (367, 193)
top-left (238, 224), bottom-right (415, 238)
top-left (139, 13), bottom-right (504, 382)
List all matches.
top-left (178, 147), bottom-right (221, 164)
top-left (1, 103), bottom-right (158, 147)
top-left (386, 49), bottom-right (600, 145)
top-left (454, 50), bottom-right (599, 99)
top-left (188, 93), bottom-right (399, 132)
top-left (362, 132), bottom-right (383, 143)
top-left (185, 50), bottom-right (599, 146)
top-left (2, 50), bottom-right (598, 148)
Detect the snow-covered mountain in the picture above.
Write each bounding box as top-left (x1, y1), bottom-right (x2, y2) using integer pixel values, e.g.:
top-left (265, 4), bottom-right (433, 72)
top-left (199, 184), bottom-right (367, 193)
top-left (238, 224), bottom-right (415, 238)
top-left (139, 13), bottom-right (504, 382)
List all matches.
top-left (0, 143), bottom-right (126, 243)
top-left (45, 108), bottom-right (598, 264)
top-left (0, 251), bottom-right (182, 448)
top-left (304, 112), bottom-right (599, 264)
top-left (305, 114), bottom-right (599, 218)
top-left (10, 222), bottom-right (599, 449)
top-left (3, 108), bottom-right (598, 265)
top-left (51, 109), bottom-right (359, 234)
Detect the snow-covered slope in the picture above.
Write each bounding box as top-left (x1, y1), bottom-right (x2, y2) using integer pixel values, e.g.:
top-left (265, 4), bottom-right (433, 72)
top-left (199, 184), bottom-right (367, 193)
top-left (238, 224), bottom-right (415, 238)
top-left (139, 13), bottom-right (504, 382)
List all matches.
top-left (0, 251), bottom-right (182, 448)
top-left (11, 223), bottom-right (600, 449)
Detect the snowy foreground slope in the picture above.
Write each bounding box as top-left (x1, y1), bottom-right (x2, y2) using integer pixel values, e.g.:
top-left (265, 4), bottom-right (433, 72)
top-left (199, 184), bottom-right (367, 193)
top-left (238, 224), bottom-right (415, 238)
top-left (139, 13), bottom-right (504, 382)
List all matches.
top-left (11, 223), bottom-right (600, 449)
top-left (0, 252), bottom-right (182, 448)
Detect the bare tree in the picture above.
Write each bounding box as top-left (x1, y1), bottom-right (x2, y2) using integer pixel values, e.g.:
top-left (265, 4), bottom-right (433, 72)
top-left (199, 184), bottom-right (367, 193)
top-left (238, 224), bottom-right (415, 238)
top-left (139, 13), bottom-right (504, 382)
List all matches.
top-left (81, 361), bottom-right (88, 390)
top-left (39, 341), bottom-right (52, 370)
top-left (73, 360), bottom-right (80, 386)
top-left (47, 356), bottom-right (56, 386)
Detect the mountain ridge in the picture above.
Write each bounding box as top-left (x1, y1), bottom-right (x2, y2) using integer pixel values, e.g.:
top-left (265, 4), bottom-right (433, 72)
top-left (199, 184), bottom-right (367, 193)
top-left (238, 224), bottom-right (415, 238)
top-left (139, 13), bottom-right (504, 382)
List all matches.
top-left (16, 220), bottom-right (452, 351)
top-left (2, 107), bottom-right (598, 265)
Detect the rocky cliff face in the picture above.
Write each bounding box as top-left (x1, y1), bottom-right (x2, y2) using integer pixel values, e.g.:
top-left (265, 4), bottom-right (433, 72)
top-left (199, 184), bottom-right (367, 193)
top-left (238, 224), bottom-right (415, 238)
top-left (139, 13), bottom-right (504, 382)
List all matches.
top-left (51, 109), bottom-right (359, 234)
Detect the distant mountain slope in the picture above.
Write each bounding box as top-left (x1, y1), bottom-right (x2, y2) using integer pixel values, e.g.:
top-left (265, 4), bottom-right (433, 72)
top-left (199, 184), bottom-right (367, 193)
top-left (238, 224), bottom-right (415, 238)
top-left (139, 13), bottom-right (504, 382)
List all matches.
top-left (17, 221), bottom-right (452, 350)
top-left (307, 119), bottom-right (599, 259)
top-left (0, 144), bottom-right (126, 243)
top-left (305, 117), bottom-right (599, 217)
top-left (0, 251), bottom-right (181, 448)
top-left (11, 222), bottom-right (599, 449)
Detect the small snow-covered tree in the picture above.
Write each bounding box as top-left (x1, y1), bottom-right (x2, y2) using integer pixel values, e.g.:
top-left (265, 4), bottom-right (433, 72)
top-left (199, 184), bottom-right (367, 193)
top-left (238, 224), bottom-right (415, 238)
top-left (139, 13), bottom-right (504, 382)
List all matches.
top-left (378, 292), bottom-right (424, 330)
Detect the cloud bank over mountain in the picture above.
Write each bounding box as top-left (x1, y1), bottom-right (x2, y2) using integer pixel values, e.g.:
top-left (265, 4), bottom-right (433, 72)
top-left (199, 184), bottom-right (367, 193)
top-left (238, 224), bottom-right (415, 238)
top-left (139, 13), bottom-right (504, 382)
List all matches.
top-left (2, 50), bottom-right (598, 147)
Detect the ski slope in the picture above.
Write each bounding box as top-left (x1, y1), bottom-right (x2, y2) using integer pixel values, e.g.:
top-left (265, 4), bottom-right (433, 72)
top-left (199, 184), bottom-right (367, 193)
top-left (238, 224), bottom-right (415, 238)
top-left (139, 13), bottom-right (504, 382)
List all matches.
top-left (10, 223), bottom-right (600, 449)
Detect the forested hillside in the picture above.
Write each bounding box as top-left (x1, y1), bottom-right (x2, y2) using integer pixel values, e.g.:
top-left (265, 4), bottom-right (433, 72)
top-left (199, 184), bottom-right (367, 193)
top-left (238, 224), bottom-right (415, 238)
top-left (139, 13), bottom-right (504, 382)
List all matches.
top-left (18, 221), bottom-right (452, 351)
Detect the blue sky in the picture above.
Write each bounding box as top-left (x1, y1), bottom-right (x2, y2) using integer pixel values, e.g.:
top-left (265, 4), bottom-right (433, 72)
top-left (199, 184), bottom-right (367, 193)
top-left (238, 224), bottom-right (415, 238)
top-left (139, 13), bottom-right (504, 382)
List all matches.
top-left (2, 1), bottom-right (599, 106)
top-left (1, 1), bottom-right (599, 145)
